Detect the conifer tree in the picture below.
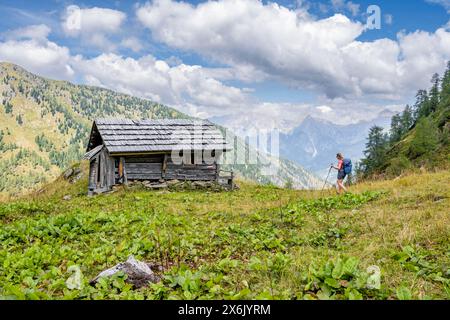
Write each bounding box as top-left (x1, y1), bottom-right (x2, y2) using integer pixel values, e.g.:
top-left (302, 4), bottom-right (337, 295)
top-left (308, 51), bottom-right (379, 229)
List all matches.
top-left (428, 73), bottom-right (440, 114)
top-left (441, 61), bottom-right (450, 102)
top-left (389, 113), bottom-right (403, 143)
top-left (401, 105), bottom-right (414, 132)
top-left (414, 89), bottom-right (429, 120)
top-left (361, 126), bottom-right (388, 175)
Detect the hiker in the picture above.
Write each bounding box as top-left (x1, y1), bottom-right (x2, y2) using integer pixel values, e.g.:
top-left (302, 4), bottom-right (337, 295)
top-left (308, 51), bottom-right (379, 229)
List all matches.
top-left (331, 153), bottom-right (352, 194)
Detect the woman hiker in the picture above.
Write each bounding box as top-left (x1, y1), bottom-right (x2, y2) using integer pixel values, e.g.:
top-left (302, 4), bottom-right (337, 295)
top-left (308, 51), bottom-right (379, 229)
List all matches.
top-left (331, 153), bottom-right (348, 194)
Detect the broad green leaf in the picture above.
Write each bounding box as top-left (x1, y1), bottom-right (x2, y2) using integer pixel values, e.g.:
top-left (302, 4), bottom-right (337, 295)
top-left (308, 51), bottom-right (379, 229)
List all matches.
top-left (396, 286), bottom-right (412, 300)
top-left (325, 277), bottom-right (341, 289)
top-left (343, 257), bottom-right (359, 275)
top-left (317, 290), bottom-right (331, 300)
top-left (332, 260), bottom-right (344, 279)
top-left (347, 289), bottom-right (363, 300)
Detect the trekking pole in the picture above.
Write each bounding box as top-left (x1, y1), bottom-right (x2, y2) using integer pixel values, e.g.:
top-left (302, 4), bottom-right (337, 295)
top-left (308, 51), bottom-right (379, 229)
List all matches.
top-left (321, 165), bottom-right (333, 191)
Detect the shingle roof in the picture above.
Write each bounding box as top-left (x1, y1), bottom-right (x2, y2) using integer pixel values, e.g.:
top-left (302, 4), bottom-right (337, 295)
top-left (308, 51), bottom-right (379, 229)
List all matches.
top-left (83, 144), bottom-right (103, 160)
top-left (90, 118), bottom-right (231, 154)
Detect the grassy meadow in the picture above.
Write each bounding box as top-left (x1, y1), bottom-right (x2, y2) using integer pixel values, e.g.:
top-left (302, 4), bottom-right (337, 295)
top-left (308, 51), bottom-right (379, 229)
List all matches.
top-left (0, 162), bottom-right (449, 300)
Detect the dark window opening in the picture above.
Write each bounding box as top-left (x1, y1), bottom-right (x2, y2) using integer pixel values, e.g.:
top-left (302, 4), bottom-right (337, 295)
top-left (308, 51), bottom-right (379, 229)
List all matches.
top-left (97, 156), bottom-right (101, 183)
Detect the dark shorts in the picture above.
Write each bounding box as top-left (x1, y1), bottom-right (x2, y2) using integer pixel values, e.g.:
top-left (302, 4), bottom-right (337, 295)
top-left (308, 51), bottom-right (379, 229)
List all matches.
top-left (337, 170), bottom-right (346, 180)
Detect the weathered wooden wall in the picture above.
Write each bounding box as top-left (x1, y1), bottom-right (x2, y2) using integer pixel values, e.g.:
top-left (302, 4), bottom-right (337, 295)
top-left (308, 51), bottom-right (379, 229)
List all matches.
top-left (89, 151), bottom-right (223, 195)
top-left (122, 155), bottom-right (164, 180)
top-left (120, 153), bottom-right (218, 181)
top-left (165, 157), bottom-right (217, 181)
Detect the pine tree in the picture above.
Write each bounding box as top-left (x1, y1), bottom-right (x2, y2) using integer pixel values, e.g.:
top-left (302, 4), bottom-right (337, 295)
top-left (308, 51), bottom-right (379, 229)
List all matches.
top-left (428, 73), bottom-right (440, 114)
top-left (401, 105), bottom-right (414, 132)
top-left (389, 105), bottom-right (414, 144)
top-left (441, 61), bottom-right (450, 102)
top-left (414, 89), bottom-right (429, 120)
top-left (389, 113), bottom-right (403, 143)
top-left (361, 126), bottom-right (388, 175)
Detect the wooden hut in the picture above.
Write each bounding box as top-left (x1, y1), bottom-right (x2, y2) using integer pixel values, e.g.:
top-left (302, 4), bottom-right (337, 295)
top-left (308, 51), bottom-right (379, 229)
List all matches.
top-left (83, 119), bottom-right (232, 195)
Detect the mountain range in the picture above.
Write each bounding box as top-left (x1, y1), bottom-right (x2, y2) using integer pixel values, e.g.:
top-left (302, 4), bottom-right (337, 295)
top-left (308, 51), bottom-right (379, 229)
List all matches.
top-left (279, 114), bottom-right (393, 177)
top-left (0, 62), bottom-right (321, 197)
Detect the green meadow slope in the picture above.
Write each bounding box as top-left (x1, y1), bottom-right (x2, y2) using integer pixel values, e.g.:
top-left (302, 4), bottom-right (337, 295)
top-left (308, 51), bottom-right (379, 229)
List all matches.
top-left (0, 163), bottom-right (448, 300)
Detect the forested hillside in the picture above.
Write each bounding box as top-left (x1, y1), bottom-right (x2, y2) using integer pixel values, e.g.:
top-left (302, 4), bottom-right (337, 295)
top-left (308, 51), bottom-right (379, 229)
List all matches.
top-left (0, 62), bottom-right (321, 197)
top-left (358, 63), bottom-right (450, 178)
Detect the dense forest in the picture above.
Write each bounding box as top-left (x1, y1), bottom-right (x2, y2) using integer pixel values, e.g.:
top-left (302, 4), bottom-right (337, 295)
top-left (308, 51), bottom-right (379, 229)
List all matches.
top-left (358, 62), bottom-right (450, 178)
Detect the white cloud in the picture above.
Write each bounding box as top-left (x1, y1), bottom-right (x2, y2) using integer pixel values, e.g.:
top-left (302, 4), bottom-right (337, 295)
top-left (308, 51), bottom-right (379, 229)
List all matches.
top-left (3, 24), bottom-right (51, 41)
top-left (0, 25), bottom-right (405, 132)
top-left (137, 0), bottom-right (365, 98)
top-left (316, 105), bottom-right (332, 113)
top-left (0, 25), bottom-right (74, 79)
top-left (2, 1), bottom-right (450, 134)
top-left (136, 0), bottom-right (450, 101)
top-left (73, 53), bottom-right (251, 118)
top-left (62, 5), bottom-right (126, 50)
top-left (120, 37), bottom-right (143, 52)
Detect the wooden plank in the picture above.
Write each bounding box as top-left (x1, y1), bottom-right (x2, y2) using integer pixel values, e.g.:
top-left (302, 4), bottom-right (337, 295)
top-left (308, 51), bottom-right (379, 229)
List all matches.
top-left (122, 157), bottom-right (128, 185)
top-left (118, 157), bottom-right (124, 180)
top-left (162, 154), bottom-right (167, 179)
top-left (104, 153), bottom-right (109, 188)
top-left (126, 163), bottom-right (163, 170)
top-left (125, 157), bottom-right (164, 163)
top-left (127, 174), bottom-right (163, 180)
top-left (167, 164), bottom-right (216, 170)
top-left (89, 160), bottom-right (96, 192)
top-left (164, 175), bottom-right (216, 181)
top-left (166, 170), bottom-right (216, 175)
top-left (99, 152), bottom-right (104, 188)
top-left (126, 170), bottom-right (163, 176)
top-left (108, 156), bottom-right (115, 187)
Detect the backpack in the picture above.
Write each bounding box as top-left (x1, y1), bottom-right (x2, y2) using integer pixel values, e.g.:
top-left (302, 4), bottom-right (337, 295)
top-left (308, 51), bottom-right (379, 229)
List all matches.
top-left (343, 158), bottom-right (352, 174)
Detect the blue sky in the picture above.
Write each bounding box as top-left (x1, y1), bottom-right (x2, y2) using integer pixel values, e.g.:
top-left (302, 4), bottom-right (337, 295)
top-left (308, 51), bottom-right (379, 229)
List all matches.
top-left (0, 0), bottom-right (449, 130)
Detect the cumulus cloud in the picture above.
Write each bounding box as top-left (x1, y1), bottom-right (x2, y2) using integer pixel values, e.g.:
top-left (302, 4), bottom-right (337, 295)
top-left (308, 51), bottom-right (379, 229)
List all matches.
top-left (136, 0), bottom-right (450, 100)
top-left (0, 24), bottom-right (402, 132)
top-left (0, 25), bottom-right (74, 79)
top-left (0, 22), bottom-right (252, 122)
top-left (62, 5), bottom-right (126, 50)
top-left (73, 53), bottom-right (249, 112)
top-left (2, 24), bottom-right (51, 41)
top-left (120, 37), bottom-right (143, 52)
top-left (2, 1), bottom-right (450, 133)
